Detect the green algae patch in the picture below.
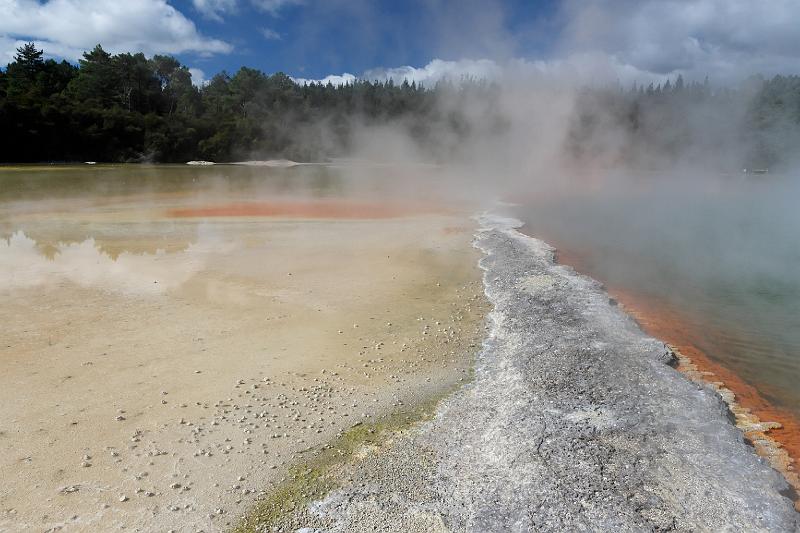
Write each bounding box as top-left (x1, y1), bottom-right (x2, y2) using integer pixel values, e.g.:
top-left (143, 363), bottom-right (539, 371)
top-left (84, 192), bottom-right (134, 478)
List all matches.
top-left (231, 252), bottom-right (490, 533)
top-left (232, 395), bottom-right (450, 533)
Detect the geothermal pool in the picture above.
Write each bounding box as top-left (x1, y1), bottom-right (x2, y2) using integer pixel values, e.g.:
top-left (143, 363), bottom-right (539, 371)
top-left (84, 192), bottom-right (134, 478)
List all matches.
top-left (0, 164), bottom-right (487, 532)
top-left (514, 172), bottom-right (800, 450)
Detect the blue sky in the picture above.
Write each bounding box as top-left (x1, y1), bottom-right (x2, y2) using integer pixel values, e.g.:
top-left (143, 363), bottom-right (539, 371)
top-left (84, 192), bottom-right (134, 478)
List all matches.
top-left (169, 0), bottom-right (560, 80)
top-left (2, 1), bottom-right (800, 85)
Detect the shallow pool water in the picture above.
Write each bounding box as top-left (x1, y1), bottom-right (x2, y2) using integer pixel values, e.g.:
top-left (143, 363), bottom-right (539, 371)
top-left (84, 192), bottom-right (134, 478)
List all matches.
top-left (514, 173), bottom-right (800, 419)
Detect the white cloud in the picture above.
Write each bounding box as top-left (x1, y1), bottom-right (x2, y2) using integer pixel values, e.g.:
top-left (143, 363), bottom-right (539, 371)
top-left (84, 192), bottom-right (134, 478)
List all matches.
top-left (251, 0), bottom-right (302, 15)
top-left (300, 1), bottom-right (800, 90)
top-left (364, 59), bottom-right (503, 86)
top-left (506, 54), bottom-right (667, 87)
top-left (188, 67), bottom-right (207, 87)
top-left (560, 0), bottom-right (800, 82)
top-left (259, 28), bottom-right (281, 40)
top-left (191, 0), bottom-right (301, 21)
top-left (0, 0), bottom-right (232, 63)
top-left (192, 0), bottom-right (237, 21)
top-left (295, 59), bottom-right (507, 89)
top-left (0, 36), bottom-right (24, 64)
top-left (296, 56), bottom-right (664, 90)
top-left (292, 72), bottom-right (357, 86)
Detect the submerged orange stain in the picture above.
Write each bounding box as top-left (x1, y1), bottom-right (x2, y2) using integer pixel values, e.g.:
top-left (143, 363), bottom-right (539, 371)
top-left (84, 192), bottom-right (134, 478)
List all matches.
top-left (166, 200), bottom-right (441, 219)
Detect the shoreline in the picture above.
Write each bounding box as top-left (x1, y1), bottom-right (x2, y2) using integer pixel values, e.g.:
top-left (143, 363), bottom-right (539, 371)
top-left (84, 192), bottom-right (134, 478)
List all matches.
top-left (242, 213), bottom-right (798, 531)
top-left (550, 244), bottom-right (800, 508)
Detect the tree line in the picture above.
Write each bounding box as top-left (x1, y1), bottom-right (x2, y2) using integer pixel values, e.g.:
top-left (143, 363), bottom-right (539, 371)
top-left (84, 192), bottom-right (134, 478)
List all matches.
top-left (567, 73), bottom-right (800, 171)
top-left (1, 43), bottom-right (799, 169)
top-left (0, 43), bottom-right (442, 163)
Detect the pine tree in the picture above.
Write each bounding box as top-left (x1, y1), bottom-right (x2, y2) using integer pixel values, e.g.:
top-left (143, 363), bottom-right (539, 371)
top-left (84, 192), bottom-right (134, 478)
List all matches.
top-left (5, 43), bottom-right (46, 102)
top-left (14, 42), bottom-right (44, 79)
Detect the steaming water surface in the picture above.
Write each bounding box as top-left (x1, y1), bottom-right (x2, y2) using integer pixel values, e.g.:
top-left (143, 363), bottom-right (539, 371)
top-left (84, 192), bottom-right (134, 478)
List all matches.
top-left (514, 173), bottom-right (800, 419)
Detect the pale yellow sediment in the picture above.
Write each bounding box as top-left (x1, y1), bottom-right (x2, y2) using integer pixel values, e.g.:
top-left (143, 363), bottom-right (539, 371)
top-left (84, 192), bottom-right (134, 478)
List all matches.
top-left (0, 206), bottom-right (487, 532)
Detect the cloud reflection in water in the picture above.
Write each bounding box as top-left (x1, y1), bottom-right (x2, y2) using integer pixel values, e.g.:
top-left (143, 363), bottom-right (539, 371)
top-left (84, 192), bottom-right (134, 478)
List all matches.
top-left (0, 230), bottom-right (233, 295)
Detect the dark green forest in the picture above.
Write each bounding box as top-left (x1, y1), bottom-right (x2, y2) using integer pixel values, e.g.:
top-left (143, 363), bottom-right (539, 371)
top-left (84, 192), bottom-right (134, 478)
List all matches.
top-left (1, 43), bottom-right (799, 168)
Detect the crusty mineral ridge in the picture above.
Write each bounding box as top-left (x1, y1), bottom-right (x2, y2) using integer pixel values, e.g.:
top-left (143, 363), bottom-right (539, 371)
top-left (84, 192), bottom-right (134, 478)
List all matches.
top-left (298, 214), bottom-right (800, 532)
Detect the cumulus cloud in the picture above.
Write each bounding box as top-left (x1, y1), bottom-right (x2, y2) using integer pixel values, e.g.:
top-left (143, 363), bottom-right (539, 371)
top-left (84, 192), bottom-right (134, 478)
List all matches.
top-left (0, 0), bottom-right (232, 63)
top-left (192, 0), bottom-right (237, 21)
top-left (559, 0), bottom-right (800, 82)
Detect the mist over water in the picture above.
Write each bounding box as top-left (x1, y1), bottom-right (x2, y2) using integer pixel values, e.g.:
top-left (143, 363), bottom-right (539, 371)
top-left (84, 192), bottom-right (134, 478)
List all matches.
top-left (5, 0), bottom-right (800, 449)
top-left (5, 2), bottom-right (800, 528)
top-left (511, 172), bottom-right (800, 416)
top-left (310, 65), bottom-right (800, 422)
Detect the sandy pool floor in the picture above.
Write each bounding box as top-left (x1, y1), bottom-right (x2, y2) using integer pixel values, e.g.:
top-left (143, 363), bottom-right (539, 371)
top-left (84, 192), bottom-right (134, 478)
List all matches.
top-left (0, 187), bottom-right (487, 532)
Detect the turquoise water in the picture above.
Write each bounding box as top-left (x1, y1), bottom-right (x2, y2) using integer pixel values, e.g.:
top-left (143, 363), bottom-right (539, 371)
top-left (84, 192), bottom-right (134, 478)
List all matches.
top-left (514, 174), bottom-right (800, 417)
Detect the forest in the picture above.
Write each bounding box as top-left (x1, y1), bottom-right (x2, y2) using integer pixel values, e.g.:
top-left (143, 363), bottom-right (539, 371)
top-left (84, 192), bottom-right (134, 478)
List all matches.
top-left (1, 42), bottom-right (799, 169)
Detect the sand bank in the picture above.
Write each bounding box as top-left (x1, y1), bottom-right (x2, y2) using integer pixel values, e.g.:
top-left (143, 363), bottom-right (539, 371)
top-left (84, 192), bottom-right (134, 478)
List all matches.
top-left (256, 214), bottom-right (798, 532)
top-left (0, 201), bottom-right (487, 531)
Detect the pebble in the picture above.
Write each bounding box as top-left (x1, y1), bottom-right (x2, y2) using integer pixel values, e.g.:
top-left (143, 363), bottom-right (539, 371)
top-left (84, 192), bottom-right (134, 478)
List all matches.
top-left (2, 286), bottom-right (480, 531)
